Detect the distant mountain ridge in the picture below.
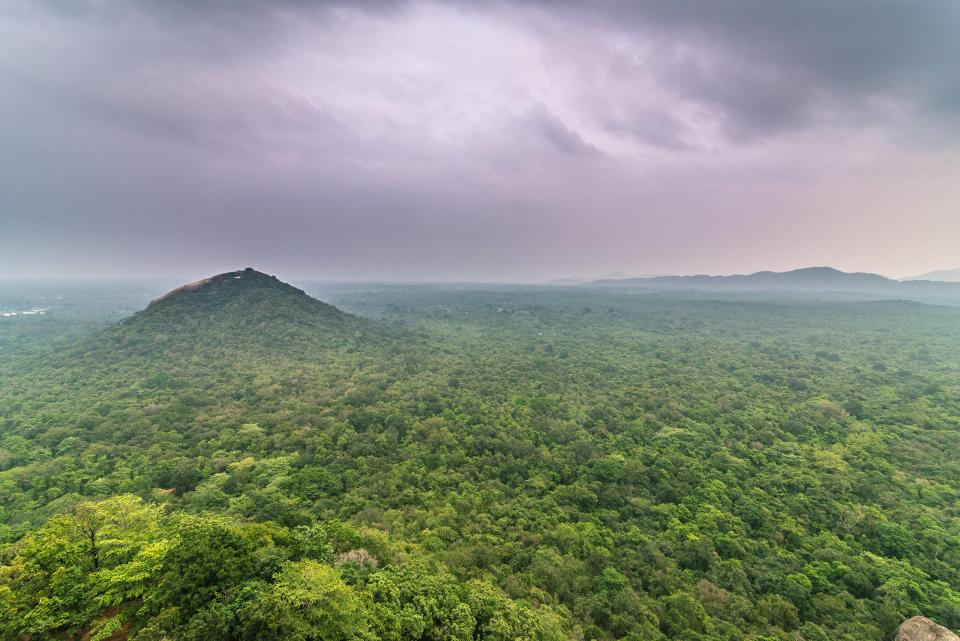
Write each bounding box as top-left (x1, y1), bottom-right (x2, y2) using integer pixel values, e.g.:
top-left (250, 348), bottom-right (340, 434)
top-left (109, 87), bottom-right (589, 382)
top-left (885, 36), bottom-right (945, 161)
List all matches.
top-left (587, 266), bottom-right (960, 302)
top-left (590, 267), bottom-right (894, 290)
top-left (906, 268), bottom-right (960, 283)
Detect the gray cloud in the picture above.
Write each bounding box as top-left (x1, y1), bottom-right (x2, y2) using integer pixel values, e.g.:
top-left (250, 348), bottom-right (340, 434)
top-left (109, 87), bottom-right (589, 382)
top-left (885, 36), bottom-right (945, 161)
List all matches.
top-left (528, 107), bottom-right (602, 157)
top-left (1, 0), bottom-right (959, 281)
top-left (599, 107), bottom-right (691, 151)
top-left (558, 0), bottom-right (960, 139)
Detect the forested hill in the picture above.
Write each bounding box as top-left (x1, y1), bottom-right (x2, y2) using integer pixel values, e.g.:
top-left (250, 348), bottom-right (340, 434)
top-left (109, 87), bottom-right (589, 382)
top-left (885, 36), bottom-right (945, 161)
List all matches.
top-left (95, 268), bottom-right (368, 358)
top-left (116, 267), bottom-right (355, 339)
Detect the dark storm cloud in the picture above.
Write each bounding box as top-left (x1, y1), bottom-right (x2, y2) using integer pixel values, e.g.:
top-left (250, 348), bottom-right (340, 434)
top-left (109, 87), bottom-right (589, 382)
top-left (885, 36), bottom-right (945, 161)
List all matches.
top-left (562, 0), bottom-right (960, 141)
top-left (1, 0), bottom-right (959, 280)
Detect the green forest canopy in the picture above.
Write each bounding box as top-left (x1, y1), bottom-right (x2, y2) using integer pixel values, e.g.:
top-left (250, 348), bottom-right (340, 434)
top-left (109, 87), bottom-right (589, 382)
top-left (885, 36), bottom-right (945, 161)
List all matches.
top-left (1, 281), bottom-right (960, 640)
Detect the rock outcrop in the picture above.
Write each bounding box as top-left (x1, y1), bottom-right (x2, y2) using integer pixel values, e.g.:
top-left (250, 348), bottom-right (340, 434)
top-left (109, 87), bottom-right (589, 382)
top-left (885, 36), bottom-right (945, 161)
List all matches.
top-left (896, 617), bottom-right (960, 641)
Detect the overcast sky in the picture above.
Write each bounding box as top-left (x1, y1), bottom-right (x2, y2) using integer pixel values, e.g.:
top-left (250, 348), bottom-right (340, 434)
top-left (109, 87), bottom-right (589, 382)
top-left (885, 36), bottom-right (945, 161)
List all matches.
top-left (1, 0), bottom-right (959, 281)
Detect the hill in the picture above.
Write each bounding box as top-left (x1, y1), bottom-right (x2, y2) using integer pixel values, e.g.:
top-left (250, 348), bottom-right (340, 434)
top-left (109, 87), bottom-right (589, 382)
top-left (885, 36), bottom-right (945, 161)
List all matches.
top-left (108, 268), bottom-right (361, 354)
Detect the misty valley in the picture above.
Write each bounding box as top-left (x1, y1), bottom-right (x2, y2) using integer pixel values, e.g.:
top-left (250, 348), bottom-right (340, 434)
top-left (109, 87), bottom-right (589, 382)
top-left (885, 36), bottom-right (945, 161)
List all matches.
top-left (1, 270), bottom-right (959, 641)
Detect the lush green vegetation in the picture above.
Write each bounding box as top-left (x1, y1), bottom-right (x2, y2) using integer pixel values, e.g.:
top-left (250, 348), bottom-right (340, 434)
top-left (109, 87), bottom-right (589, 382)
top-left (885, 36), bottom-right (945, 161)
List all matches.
top-left (2, 277), bottom-right (960, 640)
top-left (0, 494), bottom-right (556, 641)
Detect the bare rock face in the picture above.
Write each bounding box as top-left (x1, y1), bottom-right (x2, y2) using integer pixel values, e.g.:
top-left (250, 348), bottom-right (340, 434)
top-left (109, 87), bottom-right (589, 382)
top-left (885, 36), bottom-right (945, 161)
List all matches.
top-left (896, 617), bottom-right (960, 641)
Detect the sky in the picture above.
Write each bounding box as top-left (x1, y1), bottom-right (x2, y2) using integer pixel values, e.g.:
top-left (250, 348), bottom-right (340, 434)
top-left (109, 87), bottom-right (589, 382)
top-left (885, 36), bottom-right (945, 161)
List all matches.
top-left (1, 0), bottom-right (959, 282)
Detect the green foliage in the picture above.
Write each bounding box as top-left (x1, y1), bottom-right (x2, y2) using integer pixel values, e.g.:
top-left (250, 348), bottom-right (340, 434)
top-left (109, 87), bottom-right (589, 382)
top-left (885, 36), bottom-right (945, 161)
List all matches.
top-left (2, 283), bottom-right (960, 640)
top-left (0, 495), bottom-right (166, 639)
top-left (240, 560), bottom-right (370, 641)
top-left (0, 498), bottom-right (550, 641)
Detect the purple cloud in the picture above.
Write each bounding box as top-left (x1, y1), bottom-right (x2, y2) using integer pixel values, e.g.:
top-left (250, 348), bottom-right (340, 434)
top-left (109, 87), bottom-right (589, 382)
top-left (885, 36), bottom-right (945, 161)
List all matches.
top-left (1, 0), bottom-right (958, 281)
